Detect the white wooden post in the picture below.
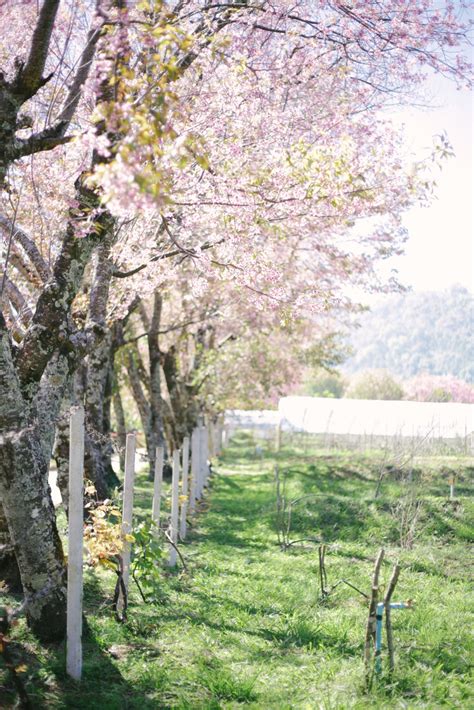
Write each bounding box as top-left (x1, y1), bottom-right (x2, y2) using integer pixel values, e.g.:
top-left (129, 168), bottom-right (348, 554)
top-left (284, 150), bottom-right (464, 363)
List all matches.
top-left (197, 426), bottom-right (204, 498)
top-left (118, 433), bottom-right (136, 610)
top-left (275, 418), bottom-right (282, 452)
top-left (212, 420), bottom-right (218, 457)
top-left (152, 446), bottom-right (164, 526)
top-left (199, 425), bottom-right (205, 492)
top-left (190, 428), bottom-right (199, 512)
top-left (67, 406), bottom-right (85, 681)
top-left (449, 475), bottom-right (455, 500)
top-left (222, 424), bottom-right (229, 449)
top-left (201, 425), bottom-right (209, 489)
top-left (208, 421), bottom-right (215, 459)
top-left (216, 418), bottom-right (223, 456)
top-left (179, 436), bottom-right (190, 539)
top-left (168, 448), bottom-right (180, 566)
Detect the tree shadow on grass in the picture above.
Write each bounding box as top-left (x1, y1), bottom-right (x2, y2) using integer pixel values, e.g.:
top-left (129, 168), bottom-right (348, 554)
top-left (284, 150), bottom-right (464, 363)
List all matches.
top-left (193, 467), bottom-right (386, 549)
top-left (157, 585), bottom-right (359, 659)
top-left (407, 641), bottom-right (472, 675)
top-left (190, 527), bottom-right (269, 549)
top-left (162, 604), bottom-right (359, 658)
top-left (258, 622), bottom-right (358, 655)
top-left (1, 618), bottom-right (142, 710)
top-left (283, 463), bottom-right (374, 498)
top-left (277, 495), bottom-right (389, 544)
top-left (0, 573), bottom-right (173, 710)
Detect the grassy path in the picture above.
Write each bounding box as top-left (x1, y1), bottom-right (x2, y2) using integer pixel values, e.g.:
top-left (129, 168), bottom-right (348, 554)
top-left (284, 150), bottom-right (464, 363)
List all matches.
top-left (1, 433), bottom-right (473, 708)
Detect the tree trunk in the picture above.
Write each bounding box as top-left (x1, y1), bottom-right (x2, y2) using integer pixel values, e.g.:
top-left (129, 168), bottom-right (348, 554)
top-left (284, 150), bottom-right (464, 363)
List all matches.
top-left (84, 333), bottom-right (119, 498)
top-left (147, 292), bottom-right (166, 456)
top-left (81, 240), bottom-right (119, 497)
top-left (53, 366), bottom-right (85, 513)
top-left (162, 345), bottom-right (186, 445)
top-left (162, 344), bottom-right (200, 446)
top-left (112, 374), bottom-right (126, 472)
top-left (0, 503), bottom-right (21, 592)
top-left (0, 322), bottom-right (66, 641)
top-left (126, 349), bottom-right (156, 475)
top-left (1, 351), bottom-right (72, 589)
top-left (0, 168), bottom-right (114, 641)
top-left (54, 403), bottom-right (71, 513)
top-left (1, 429), bottom-right (66, 641)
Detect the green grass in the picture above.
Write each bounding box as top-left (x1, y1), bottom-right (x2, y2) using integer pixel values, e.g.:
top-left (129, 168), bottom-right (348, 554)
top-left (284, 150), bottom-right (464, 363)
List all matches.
top-left (1, 432), bottom-right (473, 708)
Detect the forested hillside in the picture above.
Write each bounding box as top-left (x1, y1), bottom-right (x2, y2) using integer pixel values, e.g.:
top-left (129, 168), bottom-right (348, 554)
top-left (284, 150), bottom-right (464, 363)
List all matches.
top-left (344, 286), bottom-right (474, 382)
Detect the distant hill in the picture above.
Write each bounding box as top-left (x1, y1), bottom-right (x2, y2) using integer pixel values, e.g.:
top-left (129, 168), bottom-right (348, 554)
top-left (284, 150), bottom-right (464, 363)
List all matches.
top-left (344, 285), bottom-right (474, 383)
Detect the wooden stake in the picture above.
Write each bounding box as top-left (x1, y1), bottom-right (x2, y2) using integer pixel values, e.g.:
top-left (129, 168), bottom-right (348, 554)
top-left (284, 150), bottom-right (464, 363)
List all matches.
top-left (118, 433), bottom-right (136, 610)
top-left (67, 406), bottom-right (85, 681)
top-left (383, 563), bottom-right (401, 674)
top-left (364, 548), bottom-right (385, 683)
top-left (152, 446), bottom-right (164, 526)
top-left (168, 449), bottom-right (180, 566)
top-left (180, 436), bottom-right (190, 540)
top-left (318, 544), bottom-right (328, 598)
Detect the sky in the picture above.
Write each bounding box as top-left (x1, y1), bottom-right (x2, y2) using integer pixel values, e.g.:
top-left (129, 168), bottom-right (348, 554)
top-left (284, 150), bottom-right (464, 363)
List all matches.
top-left (385, 76), bottom-right (473, 294)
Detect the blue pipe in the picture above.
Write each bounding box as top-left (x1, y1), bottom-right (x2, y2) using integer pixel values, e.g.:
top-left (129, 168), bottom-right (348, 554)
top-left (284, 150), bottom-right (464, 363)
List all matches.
top-left (375, 601), bottom-right (411, 674)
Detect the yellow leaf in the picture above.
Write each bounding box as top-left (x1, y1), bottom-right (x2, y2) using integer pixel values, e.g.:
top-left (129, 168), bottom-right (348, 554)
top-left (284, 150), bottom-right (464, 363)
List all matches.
top-left (99, 558), bottom-right (117, 570)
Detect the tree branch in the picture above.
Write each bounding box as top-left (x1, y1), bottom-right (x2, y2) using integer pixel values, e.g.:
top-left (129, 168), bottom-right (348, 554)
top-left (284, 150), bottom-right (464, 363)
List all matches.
top-left (112, 239), bottom-right (225, 278)
top-left (0, 214), bottom-right (50, 282)
top-left (3, 276), bottom-right (33, 326)
top-left (14, 175), bottom-right (113, 397)
top-left (57, 24), bottom-right (102, 126)
top-left (13, 131), bottom-right (75, 160)
top-left (14, 0), bottom-right (61, 99)
top-left (124, 312), bottom-right (221, 344)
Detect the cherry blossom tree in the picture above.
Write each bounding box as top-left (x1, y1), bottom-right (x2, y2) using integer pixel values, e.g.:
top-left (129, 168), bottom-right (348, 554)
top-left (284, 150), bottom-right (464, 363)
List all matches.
top-left (0, 0), bottom-right (471, 644)
top-left (405, 374), bottom-right (474, 403)
top-left (0, 0), bottom-right (131, 640)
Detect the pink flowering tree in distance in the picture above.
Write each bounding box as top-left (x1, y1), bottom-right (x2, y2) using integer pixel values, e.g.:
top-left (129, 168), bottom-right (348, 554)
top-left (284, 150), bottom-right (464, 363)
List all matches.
top-left (405, 374), bottom-right (474, 403)
top-left (0, 0), bottom-right (472, 642)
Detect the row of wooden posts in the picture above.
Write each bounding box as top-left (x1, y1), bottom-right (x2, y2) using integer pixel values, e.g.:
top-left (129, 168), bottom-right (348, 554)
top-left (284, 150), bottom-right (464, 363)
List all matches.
top-left (67, 407), bottom-right (225, 681)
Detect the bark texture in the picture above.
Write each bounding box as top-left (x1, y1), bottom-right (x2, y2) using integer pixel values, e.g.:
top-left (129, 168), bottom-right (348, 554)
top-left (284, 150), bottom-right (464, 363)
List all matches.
top-left (0, 318), bottom-right (66, 640)
top-left (0, 503), bottom-right (21, 592)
